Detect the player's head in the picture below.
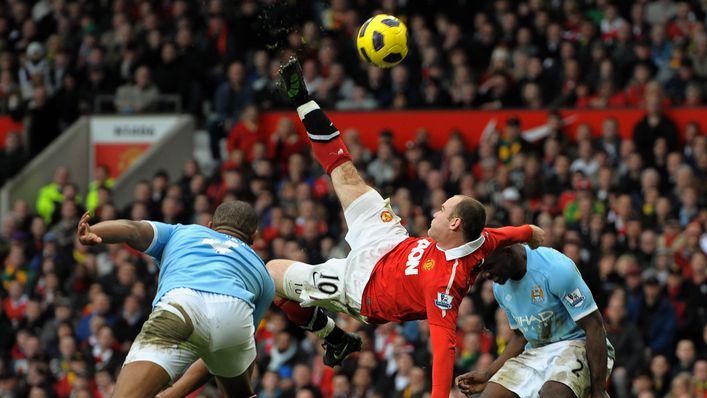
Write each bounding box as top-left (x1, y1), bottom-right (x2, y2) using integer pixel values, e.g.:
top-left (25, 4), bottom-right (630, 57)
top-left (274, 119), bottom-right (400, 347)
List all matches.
top-left (481, 244), bottom-right (527, 284)
top-left (427, 195), bottom-right (486, 246)
top-left (210, 200), bottom-right (258, 244)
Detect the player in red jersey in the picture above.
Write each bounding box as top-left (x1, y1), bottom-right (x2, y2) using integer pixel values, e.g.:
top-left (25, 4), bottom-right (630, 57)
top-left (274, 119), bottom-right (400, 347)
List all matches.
top-left (267, 58), bottom-right (545, 398)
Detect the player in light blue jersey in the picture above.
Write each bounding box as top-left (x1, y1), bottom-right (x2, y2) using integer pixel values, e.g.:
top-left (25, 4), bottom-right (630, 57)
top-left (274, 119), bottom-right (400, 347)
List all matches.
top-left (77, 200), bottom-right (274, 398)
top-left (456, 245), bottom-right (614, 398)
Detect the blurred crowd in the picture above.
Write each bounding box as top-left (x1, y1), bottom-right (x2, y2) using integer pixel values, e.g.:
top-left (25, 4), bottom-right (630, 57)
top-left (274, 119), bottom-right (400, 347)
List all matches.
top-left (1, 0), bottom-right (707, 398)
top-left (1, 107), bottom-right (706, 398)
top-left (3, 0), bottom-right (707, 163)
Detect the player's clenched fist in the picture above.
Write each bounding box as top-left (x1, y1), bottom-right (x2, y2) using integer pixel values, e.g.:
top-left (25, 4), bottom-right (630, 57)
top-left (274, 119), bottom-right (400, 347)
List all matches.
top-left (455, 371), bottom-right (489, 396)
top-left (77, 212), bottom-right (102, 245)
top-left (527, 225), bottom-right (545, 249)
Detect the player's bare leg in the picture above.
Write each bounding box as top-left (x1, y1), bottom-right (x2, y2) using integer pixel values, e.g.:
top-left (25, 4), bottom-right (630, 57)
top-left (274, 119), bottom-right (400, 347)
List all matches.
top-left (478, 382), bottom-right (520, 398)
top-left (329, 161), bottom-right (372, 210)
top-left (270, 59), bottom-right (367, 367)
top-left (267, 258), bottom-right (362, 367)
top-left (112, 361), bottom-right (171, 398)
top-left (538, 381), bottom-right (577, 398)
top-left (279, 57), bottom-right (373, 210)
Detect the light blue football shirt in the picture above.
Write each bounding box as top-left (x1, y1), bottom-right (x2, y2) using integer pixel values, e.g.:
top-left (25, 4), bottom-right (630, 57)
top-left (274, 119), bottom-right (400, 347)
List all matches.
top-left (492, 246), bottom-right (598, 349)
top-left (144, 222), bottom-right (275, 328)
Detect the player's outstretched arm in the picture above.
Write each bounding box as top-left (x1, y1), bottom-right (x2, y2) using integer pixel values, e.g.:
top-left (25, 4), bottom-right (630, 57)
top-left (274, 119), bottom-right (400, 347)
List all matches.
top-left (428, 324), bottom-right (457, 398)
top-left (527, 225), bottom-right (544, 249)
top-left (576, 310), bottom-right (610, 398)
top-left (77, 212), bottom-right (154, 252)
top-left (485, 224), bottom-right (545, 249)
top-left (456, 329), bottom-right (526, 396)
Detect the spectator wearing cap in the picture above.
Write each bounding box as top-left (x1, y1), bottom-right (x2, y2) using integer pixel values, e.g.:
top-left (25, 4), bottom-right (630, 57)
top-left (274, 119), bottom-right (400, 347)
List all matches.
top-left (18, 42), bottom-right (53, 101)
top-left (628, 273), bottom-right (677, 356)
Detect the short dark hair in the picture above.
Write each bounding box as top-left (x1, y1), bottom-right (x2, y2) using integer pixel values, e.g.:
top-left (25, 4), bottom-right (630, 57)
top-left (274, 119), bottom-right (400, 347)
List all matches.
top-left (451, 196), bottom-right (486, 242)
top-left (212, 200), bottom-right (258, 244)
top-left (485, 244), bottom-right (523, 268)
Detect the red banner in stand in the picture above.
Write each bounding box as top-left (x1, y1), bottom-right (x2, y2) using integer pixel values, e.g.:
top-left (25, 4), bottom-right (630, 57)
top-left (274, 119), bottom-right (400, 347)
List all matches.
top-left (89, 116), bottom-right (178, 180)
top-left (260, 107), bottom-right (707, 152)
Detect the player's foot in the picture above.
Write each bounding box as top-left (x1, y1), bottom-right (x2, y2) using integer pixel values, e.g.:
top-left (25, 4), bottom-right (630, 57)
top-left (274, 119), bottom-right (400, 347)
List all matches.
top-left (278, 56), bottom-right (309, 106)
top-left (322, 331), bottom-right (362, 367)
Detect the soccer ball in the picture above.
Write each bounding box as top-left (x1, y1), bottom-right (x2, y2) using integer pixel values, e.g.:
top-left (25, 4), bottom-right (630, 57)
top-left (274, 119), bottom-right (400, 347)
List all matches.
top-left (356, 14), bottom-right (408, 68)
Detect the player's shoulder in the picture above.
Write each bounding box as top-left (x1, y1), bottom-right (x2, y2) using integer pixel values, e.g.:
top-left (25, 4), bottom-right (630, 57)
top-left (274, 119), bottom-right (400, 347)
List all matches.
top-left (527, 246), bottom-right (579, 278)
top-left (169, 223), bottom-right (199, 233)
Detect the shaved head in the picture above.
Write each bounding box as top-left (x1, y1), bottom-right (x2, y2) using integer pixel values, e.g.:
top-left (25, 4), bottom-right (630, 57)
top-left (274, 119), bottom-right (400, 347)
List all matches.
top-left (212, 200), bottom-right (258, 244)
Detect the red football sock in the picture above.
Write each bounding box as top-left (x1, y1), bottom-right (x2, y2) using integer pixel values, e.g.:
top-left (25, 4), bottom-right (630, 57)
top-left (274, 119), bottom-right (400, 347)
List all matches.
top-left (274, 297), bottom-right (337, 338)
top-left (274, 297), bottom-right (317, 328)
top-left (297, 100), bottom-right (352, 174)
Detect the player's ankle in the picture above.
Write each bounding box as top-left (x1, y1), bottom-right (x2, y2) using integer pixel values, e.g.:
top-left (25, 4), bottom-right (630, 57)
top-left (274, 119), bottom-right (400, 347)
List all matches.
top-left (296, 100), bottom-right (319, 117)
top-left (323, 325), bottom-right (345, 345)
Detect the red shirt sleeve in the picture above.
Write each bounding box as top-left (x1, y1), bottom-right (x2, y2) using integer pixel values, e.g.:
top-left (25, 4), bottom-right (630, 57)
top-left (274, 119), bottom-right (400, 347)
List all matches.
top-left (425, 271), bottom-right (460, 398)
top-left (484, 225), bottom-right (532, 249)
top-left (429, 323), bottom-right (456, 398)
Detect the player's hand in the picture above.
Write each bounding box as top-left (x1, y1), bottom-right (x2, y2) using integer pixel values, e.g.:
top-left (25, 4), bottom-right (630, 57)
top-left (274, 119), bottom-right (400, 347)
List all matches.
top-left (77, 212), bottom-right (102, 245)
top-left (455, 371), bottom-right (489, 396)
top-left (527, 225), bottom-right (544, 249)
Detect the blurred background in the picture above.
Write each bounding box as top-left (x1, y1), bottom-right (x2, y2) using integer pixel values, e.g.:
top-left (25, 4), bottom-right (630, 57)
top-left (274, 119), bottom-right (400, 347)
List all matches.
top-left (0, 0), bottom-right (706, 398)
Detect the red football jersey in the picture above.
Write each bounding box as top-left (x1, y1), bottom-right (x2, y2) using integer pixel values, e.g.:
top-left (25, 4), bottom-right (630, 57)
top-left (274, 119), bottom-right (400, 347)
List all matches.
top-left (360, 225), bottom-right (533, 398)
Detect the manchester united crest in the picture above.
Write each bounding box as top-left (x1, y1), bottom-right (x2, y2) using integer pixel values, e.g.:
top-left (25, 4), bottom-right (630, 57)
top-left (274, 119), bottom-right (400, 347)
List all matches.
top-left (380, 210), bottom-right (393, 222)
top-left (423, 259), bottom-right (435, 271)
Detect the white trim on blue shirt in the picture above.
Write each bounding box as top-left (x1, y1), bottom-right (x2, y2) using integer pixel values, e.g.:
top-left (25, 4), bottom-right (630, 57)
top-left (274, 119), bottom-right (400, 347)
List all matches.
top-left (143, 220), bottom-right (159, 253)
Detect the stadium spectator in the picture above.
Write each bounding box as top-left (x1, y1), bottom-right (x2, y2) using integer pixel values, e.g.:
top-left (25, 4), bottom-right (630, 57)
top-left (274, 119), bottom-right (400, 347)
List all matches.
top-left (633, 90), bottom-right (679, 168)
top-left (208, 61), bottom-right (252, 160)
top-left (0, 132), bottom-right (28, 186)
top-left (0, 1), bottom-right (706, 397)
top-left (113, 65), bottom-right (159, 114)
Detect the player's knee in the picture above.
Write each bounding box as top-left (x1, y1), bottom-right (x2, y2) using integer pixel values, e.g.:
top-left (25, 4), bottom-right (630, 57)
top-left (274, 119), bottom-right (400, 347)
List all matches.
top-left (266, 259), bottom-right (294, 295)
top-left (332, 161), bottom-right (365, 186)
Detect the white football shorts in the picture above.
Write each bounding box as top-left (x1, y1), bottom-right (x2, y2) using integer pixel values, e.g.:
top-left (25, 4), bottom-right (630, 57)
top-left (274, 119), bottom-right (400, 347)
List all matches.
top-left (124, 288), bottom-right (256, 380)
top-left (283, 189), bottom-right (408, 319)
top-left (489, 339), bottom-right (615, 398)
